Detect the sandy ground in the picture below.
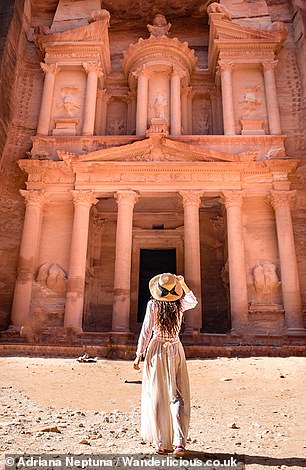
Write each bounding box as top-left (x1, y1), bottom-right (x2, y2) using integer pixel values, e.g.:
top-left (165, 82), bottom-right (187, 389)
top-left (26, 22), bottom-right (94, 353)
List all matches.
top-left (0, 356), bottom-right (305, 470)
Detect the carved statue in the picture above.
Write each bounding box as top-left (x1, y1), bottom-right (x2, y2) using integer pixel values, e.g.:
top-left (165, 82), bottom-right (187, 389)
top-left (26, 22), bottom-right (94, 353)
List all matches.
top-left (240, 86), bottom-right (262, 115)
top-left (108, 119), bottom-right (125, 135)
top-left (152, 95), bottom-right (168, 119)
top-left (147, 14), bottom-right (171, 37)
top-left (57, 95), bottom-right (80, 116)
top-left (89, 9), bottom-right (111, 26)
top-left (207, 3), bottom-right (232, 20)
top-left (253, 262), bottom-right (281, 296)
top-left (36, 263), bottom-right (67, 294)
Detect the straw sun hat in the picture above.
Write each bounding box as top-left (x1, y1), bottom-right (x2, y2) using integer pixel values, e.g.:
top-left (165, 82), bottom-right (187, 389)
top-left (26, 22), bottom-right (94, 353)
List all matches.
top-left (149, 273), bottom-right (183, 302)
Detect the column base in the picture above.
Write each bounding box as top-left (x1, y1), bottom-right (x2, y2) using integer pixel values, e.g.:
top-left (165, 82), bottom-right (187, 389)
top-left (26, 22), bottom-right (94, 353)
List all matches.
top-left (64, 326), bottom-right (83, 335)
top-left (287, 327), bottom-right (306, 336)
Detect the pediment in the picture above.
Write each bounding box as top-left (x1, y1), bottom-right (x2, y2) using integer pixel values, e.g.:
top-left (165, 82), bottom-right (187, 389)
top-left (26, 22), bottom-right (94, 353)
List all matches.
top-left (35, 20), bottom-right (105, 47)
top-left (212, 18), bottom-right (287, 42)
top-left (57, 135), bottom-right (256, 164)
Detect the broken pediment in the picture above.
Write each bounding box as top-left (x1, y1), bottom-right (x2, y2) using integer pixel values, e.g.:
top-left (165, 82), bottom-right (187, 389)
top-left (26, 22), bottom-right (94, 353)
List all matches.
top-left (207, 4), bottom-right (288, 71)
top-left (57, 135), bottom-right (255, 164)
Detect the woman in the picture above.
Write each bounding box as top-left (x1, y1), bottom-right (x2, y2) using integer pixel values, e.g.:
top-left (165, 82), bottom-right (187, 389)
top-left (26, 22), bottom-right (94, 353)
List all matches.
top-left (133, 273), bottom-right (198, 455)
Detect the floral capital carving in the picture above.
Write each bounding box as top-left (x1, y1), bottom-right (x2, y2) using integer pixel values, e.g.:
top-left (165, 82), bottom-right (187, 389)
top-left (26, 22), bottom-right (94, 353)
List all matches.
top-left (179, 191), bottom-right (203, 207)
top-left (82, 62), bottom-right (103, 77)
top-left (71, 190), bottom-right (98, 207)
top-left (268, 190), bottom-right (296, 210)
top-left (115, 190), bottom-right (139, 206)
top-left (221, 191), bottom-right (245, 208)
top-left (218, 60), bottom-right (235, 73)
top-left (40, 63), bottom-right (59, 75)
top-left (262, 60), bottom-right (278, 73)
top-left (20, 189), bottom-right (46, 207)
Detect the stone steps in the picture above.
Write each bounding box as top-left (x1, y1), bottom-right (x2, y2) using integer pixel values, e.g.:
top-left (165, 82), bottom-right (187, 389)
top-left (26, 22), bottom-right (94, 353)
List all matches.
top-left (0, 343), bottom-right (305, 359)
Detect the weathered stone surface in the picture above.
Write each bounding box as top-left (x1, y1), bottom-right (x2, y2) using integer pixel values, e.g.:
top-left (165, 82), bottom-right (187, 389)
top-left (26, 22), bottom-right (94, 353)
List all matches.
top-left (0, 0), bottom-right (306, 347)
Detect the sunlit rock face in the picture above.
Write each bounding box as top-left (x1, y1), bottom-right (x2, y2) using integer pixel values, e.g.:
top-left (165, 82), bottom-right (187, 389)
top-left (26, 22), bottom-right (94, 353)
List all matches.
top-left (0, 0), bottom-right (305, 348)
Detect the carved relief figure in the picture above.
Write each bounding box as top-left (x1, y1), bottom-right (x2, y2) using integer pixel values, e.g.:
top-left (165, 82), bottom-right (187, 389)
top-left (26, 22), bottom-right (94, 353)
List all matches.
top-left (152, 95), bottom-right (168, 119)
top-left (240, 86), bottom-right (262, 116)
top-left (107, 119), bottom-right (125, 135)
top-left (147, 14), bottom-right (171, 37)
top-left (207, 3), bottom-right (232, 20)
top-left (253, 261), bottom-right (281, 304)
top-left (36, 263), bottom-right (67, 294)
top-left (57, 87), bottom-right (80, 116)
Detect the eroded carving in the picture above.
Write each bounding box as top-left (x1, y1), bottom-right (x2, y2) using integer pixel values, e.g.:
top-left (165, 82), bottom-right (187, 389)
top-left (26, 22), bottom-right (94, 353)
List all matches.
top-left (147, 14), bottom-right (171, 37)
top-left (253, 262), bottom-right (281, 304)
top-left (36, 263), bottom-right (67, 294)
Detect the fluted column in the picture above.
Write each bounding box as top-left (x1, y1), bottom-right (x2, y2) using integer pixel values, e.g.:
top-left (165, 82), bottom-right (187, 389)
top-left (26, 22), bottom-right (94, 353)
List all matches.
top-left (64, 191), bottom-right (98, 332)
top-left (221, 191), bottom-right (248, 333)
top-left (170, 68), bottom-right (182, 136)
top-left (262, 61), bottom-right (282, 135)
top-left (112, 190), bottom-right (139, 332)
top-left (11, 190), bottom-right (46, 327)
top-left (269, 191), bottom-right (304, 333)
top-left (82, 63), bottom-right (103, 136)
top-left (218, 61), bottom-right (236, 135)
top-left (180, 191), bottom-right (203, 331)
top-left (135, 68), bottom-right (149, 136)
top-left (37, 63), bottom-right (59, 135)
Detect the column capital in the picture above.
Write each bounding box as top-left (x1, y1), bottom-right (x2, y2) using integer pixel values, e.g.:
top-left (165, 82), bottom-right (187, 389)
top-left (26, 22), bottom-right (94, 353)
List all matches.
top-left (115, 190), bottom-right (139, 206)
top-left (71, 190), bottom-right (98, 207)
top-left (20, 189), bottom-right (46, 207)
top-left (40, 62), bottom-right (60, 75)
top-left (97, 88), bottom-right (111, 103)
top-left (218, 60), bottom-right (235, 73)
top-left (221, 190), bottom-right (245, 208)
top-left (82, 62), bottom-right (103, 77)
top-left (262, 60), bottom-right (279, 72)
top-left (132, 65), bottom-right (152, 79)
top-left (268, 190), bottom-right (296, 209)
top-left (179, 190), bottom-right (203, 207)
top-left (172, 66), bottom-right (185, 79)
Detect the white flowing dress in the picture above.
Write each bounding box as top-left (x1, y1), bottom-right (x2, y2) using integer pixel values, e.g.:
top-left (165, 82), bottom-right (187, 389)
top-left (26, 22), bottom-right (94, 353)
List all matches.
top-left (136, 291), bottom-right (198, 449)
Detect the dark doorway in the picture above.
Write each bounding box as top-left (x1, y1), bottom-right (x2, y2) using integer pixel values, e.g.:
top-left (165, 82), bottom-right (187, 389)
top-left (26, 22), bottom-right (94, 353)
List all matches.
top-left (137, 248), bottom-right (177, 323)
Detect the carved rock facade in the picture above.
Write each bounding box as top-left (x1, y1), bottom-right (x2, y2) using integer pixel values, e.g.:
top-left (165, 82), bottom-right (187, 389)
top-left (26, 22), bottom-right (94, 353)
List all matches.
top-left (0, 0), bottom-right (306, 347)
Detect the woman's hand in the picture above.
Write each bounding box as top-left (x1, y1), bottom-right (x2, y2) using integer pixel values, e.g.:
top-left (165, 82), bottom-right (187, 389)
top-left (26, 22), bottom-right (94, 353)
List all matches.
top-left (133, 355), bottom-right (141, 370)
top-left (176, 275), bottom-right (190, 294)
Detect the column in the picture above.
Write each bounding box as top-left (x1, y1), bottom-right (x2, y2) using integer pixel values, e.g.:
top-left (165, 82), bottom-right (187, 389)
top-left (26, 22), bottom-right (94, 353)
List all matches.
top-left (64, 191), bottom-right (98, 332)
top-left (100, 89), bottom-right (111, 135)
top-left (82, 63), bottom-right (103, 136)
top-left (112, 190), bottom-right (139, 332)
top-left (262, 61), bottom-right (282, 135)
top-left (180, 191), bottom-right (203, 331)
top-left (181, 87), bottom-right (188, 135)
top-left (269, 191), bottom-right (304, 332)
top-left (218, 61), bottom-right (236, 135)
top-left (135, 67), bottom-right (149, 136)
top-left (170, 68), bottom-right (182, 136)
top-left (126, 91), bottom-right (137, 134)
top-left (37, 63), bottom-right (59, 135)
top-left (187, 87), bottom-right (193, 134)
top-left (211, 86), bottom-right (223, 135)
top-left (11, 190), bottom-right (46, 327)
top-left (221, 191), bottom-right (248, 333)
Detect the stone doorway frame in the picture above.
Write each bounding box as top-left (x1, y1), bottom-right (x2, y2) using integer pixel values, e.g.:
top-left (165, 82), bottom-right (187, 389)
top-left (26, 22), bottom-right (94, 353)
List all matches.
top-left (130, 228), bottom-right (184, 332)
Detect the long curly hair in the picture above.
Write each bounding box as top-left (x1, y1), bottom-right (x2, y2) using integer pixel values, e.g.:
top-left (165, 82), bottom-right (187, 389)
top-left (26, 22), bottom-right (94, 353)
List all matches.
top-left (152, 298), bottom-right (183, 336)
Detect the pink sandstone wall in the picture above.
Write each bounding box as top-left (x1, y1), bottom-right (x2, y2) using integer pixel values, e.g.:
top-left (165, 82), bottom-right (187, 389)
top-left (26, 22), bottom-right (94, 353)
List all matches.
top-left (0, 0), bottom-right (306, 332)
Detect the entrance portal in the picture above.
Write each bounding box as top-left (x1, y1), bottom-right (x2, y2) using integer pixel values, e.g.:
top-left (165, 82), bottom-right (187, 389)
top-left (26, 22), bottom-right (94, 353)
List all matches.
top-left (137, 248), bottom-right (177, 322)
